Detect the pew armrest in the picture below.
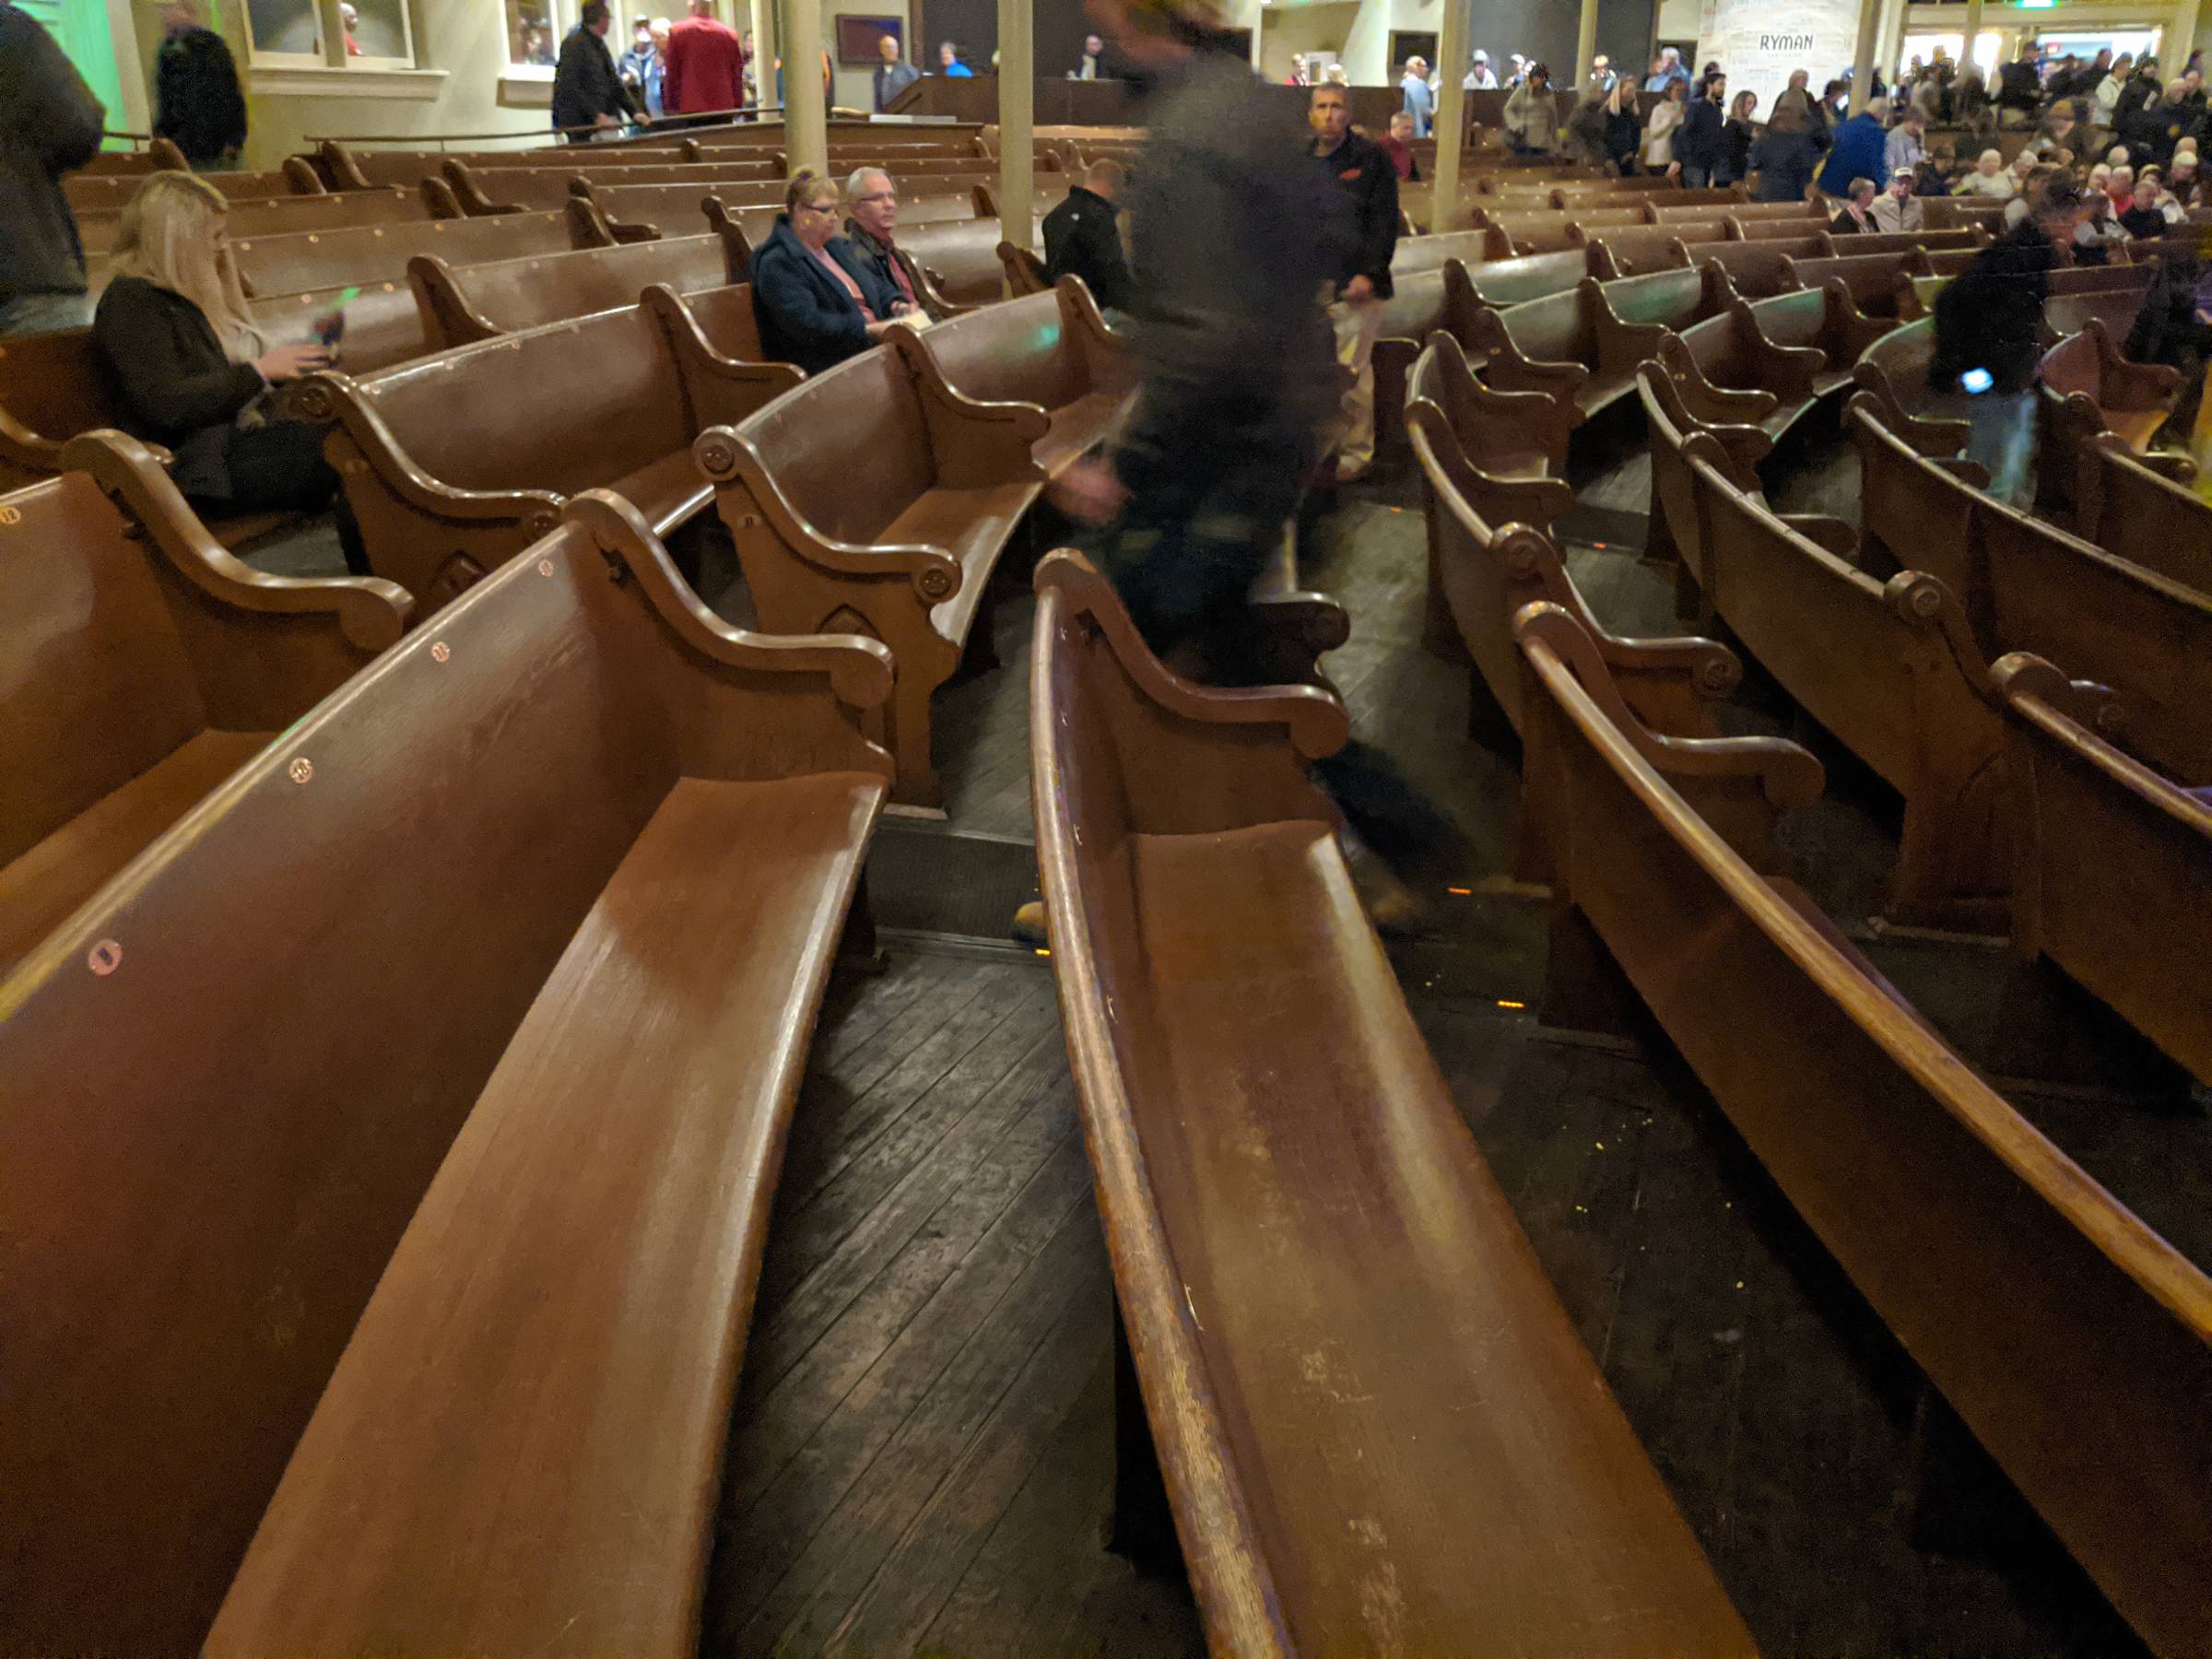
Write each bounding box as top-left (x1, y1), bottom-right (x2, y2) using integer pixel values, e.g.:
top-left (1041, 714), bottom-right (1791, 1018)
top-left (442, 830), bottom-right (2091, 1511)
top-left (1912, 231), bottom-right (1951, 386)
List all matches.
top-left (695, 425), bottom-right (966, 606)
top-left (1591, 625), bottom-right (1744, 701)
top-left (0, 399), bottom-right (64, 477)
top-left (1039, 547), bottom-right (1350, 764)
top-left (1817, 282), bottom-right (1898, 363)
top-left (1846, 386), bottom-right (1971, 458)
top-left (1056, 276), bottom-right (1136, 394)
top-left (1248, 591), bottom-right (1353, 685)
top-left (1472, 312), bottom-right (1592, 410)
top-left (567, 490), bottom-right (896, 720)
top-left (2086, 318), bottom-right (2184, 409)
top-left (890, 325), bottom-right (1052, 489)
top-left (1442, 355), bottom-right (1580, 468)
top-left (63, 430), bottom-right (410, 728)
top-left (1734, 326), bottom-right (1825, 404)
top-left (641, 283), bottom-right (806, 428)
top-left (1591, 309), bottom-right (1671, 380)
top-left (1933, 456), bottom-right (1993, 489)
top-left (1661, 340), bottom-right (1782, 425)
top-left (299, 373), bottom-right (567, 532)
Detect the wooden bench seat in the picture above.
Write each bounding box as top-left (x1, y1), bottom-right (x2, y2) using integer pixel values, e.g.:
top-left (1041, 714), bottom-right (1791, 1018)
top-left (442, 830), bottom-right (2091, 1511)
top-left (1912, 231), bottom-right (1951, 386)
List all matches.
top-left (1412, 355), bottom-right (1735, 747)
top-left (1482, 205), bottom-right (1650, 256)
top-left (233, 208), bottom-right (596, 300)
top-left (1840, 227), bottom-right (1983, 258)
top-left (1682, 434), bottom-right (2009, 926)
top-left (891, 279), bottom-right (1129, 480)
top-left (1513, 599), bottom-right (2212, 1659)
top-left (1638, 363), bottom-right (1774, 618)
top-left (410, 232), bottom-right (737, 347)
top-left (587, 181), bottom-right (983, 242)
top-left (223, 185), bottom-right (437, 239)
top-left (1684, 236), bottom-right (1832, 297)
top-left (1581, 226), bottom-right (1704, 277)
top-left (1848, 399), bottom-right (2212, 788)
top-left (447, 162), bottom-right (779, 217)
top-left (0, 430), bottom-right (407, 979)
top-left (2039, 317), bottom-right (2180, 453)
top-left (1659, 199), bottom-right (1817, 225)
top-left (1389, 228), bottom-right (1497, 276)
top-left (250, 276), bottom-right (429, 373)
top-left (1995, 653), bottom-right (2212, 1086)
top-left (896, 217), bottom-right (1030, 307)
top-left (1452, 247), bottom-right (1594, 309)
top-left (1027, 547), bottom-right (1755, 1657)
top-left (0, 493), bottom-right (891, 1658)
top-left (700, 336), bottom-right (1049, 806)
top-left (309, 290), bottom-right (795, 609)
top-left (320, 140), bottom-right (694, 190)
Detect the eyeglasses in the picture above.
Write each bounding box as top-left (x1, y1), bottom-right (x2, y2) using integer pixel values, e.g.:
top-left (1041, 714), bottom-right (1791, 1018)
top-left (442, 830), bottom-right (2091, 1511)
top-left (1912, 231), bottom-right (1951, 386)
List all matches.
top-left (795, 200), bottom-right (839, 218)
top-left (853, 191), bottom-right (896, 206)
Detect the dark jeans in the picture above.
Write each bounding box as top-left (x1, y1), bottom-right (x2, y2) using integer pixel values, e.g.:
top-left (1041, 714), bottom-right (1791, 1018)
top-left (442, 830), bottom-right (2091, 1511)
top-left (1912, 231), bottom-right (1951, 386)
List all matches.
top-left (193, 418), bottom-right (370, 575)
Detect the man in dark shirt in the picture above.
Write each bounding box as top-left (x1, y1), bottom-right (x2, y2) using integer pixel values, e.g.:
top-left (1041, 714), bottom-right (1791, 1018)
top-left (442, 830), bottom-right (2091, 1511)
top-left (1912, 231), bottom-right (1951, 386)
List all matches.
top-left (1042, 159), bottom-right (1134, 312)
top-left (873, 32), bottom-right (920, 111)
top-left (552, 2), bottom-right (643, 139)
top-left (153, 0), bottom-right (246, 168)
top-left (1997, 43), bottom-right (2043, 125)
top-left (1311, 78), bottom-right (1397, 483)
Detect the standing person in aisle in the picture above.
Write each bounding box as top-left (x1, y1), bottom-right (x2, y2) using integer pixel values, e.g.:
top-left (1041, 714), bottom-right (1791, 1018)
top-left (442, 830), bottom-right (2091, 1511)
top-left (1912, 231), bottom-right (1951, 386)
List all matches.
top-left (873, 31), bottom-right (920, 109)
top-left (1042, 158), bottom-right (1134, 312)
top-left (1677, 69), bottom-right (1727, 186)
top-left (665, 0), bottom-right (747, 120)
top-left (1401, 54), bottom-right (1434, 137)
top-left (552, 2), bottom-right (646, 138)
top-left (1310, 77), bottom-right (1398, 485)
top-left (153, 0), bottom-right (247, 170)
top-left (0, 2), bottom-right (104, 336)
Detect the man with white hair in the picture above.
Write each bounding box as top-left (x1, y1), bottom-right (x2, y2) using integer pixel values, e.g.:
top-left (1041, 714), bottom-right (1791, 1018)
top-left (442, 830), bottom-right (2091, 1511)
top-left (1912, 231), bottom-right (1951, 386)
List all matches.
top-left (1400, 54), bottom-right (1434, 137)
top-left (1957, 147), bottom-right (2018, 196)
top-left (841, 166), bottom-right (939, 320)
top-left (1643, 47), bottom-right (1687, 93)
top-left (1464, 50), bottom-right (1498, 90)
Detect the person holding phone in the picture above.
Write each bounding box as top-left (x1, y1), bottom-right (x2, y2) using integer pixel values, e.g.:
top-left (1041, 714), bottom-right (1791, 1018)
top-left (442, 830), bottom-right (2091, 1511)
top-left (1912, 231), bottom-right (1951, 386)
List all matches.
top-left (93, 172), bottom-right (368, 572)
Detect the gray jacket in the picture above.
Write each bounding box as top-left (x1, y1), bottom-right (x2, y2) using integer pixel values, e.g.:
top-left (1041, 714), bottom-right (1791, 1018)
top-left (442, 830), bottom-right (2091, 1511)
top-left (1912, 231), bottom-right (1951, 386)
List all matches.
top-left (0, 4), bottom-right (105, 299)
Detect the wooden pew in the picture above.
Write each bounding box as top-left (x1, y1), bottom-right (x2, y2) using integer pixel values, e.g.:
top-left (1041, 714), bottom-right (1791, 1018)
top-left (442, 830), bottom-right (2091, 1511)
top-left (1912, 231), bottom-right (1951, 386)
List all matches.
top-left (63, 162), bottom-right (319, 217)
top-left (1660, 281), bottom-right (1894, 441)
top-left (232, 209), bottom-right (598, 300)
top-left (2037, 431), bottom-right (2211, 595)
top-left (320, 140), bottom-right (693, 190)
top-left (1659, 198), bottom-right (1817, 225)
top-left (1026, 547), bottom-right (1756, 1657)
top-left (1412, 353), bottom-right (1733, 744)
top-left (1512, 598), bottom-right (2212, 1659)
top-left (1924, 195), bottom-right (2007, 231)
top-left (0, 430), bottom-right (407, 978)
top-left (446, 161), bottom-right (774, 216)
top-left (889, 278), bottom-right (1129, 479)
top-left (1683, 436), bottom-right (2009, 925)
top-left (1678, 236), bottom-right (1832, 297)
top-left (2038, 316), bottom-right (2180, 453)
top-left (699, 334), bottom-right (1050, 806)
top-left (250, 276), bottom-right (429, 373)
top-left (1847, 398), bottom-right (2212, 787)
top-left (1779, 250), bottom-right (1924, 316)
top-left (1481, 206), bottom-right (1650, 255)
top-left (998, 239), bottom-right (1049, 295)
top-left (584, 180), bottom-right (986, 241)
top-left (1580, 226), bottom-right (1703, 277)
top-left (1835, 227), bottom-right (1983, 258)
top-left (1371, 264), bottom-right (1492, 454)
top-left (1453, 248), bottom-right (1594, 309)
top-left (1994, 653), bottom-right (2212, 1085)
top-left (0, 492), bottom-right (892, 1658)
top-left (897, 217), bottom-right (1033, 308)
top-left (1470, 271), bottom-right (1727, 429)
top-left (1390, 228), bottom-right (1498, 276)
top-left (409, 233), bottom-right (738, 347)
top-left (306, 290), bottom-right (795, 609)
top-left (1638, 363), bottom-right (1773, 614)
top-left (1408, 329), bottom-right (1576, 508)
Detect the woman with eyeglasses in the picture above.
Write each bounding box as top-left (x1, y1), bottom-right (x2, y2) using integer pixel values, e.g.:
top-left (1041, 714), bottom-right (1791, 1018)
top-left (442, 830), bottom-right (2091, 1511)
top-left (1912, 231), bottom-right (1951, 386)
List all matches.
top-left (748, 171), bottom-right (915, 374)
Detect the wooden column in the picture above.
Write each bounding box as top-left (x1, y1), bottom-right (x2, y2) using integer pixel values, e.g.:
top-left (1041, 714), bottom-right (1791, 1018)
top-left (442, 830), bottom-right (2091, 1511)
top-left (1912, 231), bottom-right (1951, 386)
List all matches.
top-left (1850, 0), bottom-right (1883, 115)
top-left (1879, 0), bottom-right (1909, 83)
top-left (1432, 0), bottom-right (1470, 226)
top-left (1574, 0), bottom-right (1600, 92)
top-left (997, 0), bottom-right (1035, 250)
top-left (1963, 0), bottom-right (1984, 76)
top-left (784, 0), bottom-right (826, 176)
top-left (2173, 0), bottom-right (2203, 68)
top-left (748, 0), bottom-right (779, 116)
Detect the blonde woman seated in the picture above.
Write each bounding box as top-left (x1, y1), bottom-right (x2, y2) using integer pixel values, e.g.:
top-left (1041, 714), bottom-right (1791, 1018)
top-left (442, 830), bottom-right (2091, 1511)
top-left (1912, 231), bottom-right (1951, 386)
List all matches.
top-left (92, 172), bottom-right (365, 571)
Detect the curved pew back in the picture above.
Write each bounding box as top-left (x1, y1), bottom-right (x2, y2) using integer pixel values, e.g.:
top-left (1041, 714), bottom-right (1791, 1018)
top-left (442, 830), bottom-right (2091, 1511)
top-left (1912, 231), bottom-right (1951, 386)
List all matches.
top-left (233, 209), bottom-right (584, 299)
top-left (1515, 602), bottom-right (2212, 1659)
top-left (410, 234), bottom-right (732, 347)
top-left (1028, 549), bottom-right (1755, 1657)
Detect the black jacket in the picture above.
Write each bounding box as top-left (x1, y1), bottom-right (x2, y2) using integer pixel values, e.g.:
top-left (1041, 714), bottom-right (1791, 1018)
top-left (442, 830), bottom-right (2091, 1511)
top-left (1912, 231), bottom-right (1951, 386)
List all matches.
top-left (1930, 220), bottom-right (2055, 394)
top-left (841, 218), bottom-right (943, 321)
top-left (1678, 95), bottom-right (1726, 171)
top-left (552, 24), bottom-right (641, 133)
top-left (93, 276), bottom-right (267, 499)
top-left (1041, 184), bottom-right (1133, 312)
top-left (1998, 60), bottom-right (2041, 110)
top-left (153, 26), bottom-right (246, 164)
top-left (747, 218), bottom-right (899, 375)
top-left (0, 4), bottom-right (104, 300)
top-left (1313, 130), bottom-right (1398, 298)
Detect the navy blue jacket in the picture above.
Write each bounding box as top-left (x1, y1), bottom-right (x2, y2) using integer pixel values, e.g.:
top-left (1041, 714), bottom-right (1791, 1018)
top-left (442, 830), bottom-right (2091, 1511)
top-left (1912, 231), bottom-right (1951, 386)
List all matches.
top-left (1818, 112), bottom-right (1888, 199)
top-left (1677, 95), bottom-right (1727, 171)
top-left (747, 217), bottom-right (901, 376)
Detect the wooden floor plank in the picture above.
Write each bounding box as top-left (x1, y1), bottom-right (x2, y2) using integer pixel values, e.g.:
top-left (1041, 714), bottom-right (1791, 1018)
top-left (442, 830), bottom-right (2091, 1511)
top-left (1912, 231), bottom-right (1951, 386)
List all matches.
top-left (704, 1131), bottom-right (1095, 1644)
top-left (748, 1195), bottom-right (1106, 1656)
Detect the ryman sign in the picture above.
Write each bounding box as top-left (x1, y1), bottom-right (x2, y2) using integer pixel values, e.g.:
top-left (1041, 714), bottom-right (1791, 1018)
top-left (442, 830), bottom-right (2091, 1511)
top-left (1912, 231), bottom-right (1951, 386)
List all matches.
top-left (1695, 0), bottom-right (1865, 121)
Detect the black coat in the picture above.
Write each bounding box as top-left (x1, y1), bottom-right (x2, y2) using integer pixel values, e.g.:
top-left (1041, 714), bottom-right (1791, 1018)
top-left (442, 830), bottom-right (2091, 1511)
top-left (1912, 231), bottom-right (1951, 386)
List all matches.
top-left (1678, 96), bottom-right (1726, 171)
top-left (153, 26), bottom-right (246, 164)
top-left (93, 276), bottom-right (269, 498)
top-left (1930, 220), bottom-right (2055, 394)
top-left (1313, 130), bottom-right (1398, 298)
top-left (1041, 184), bottom-right (1133, 312)
top-left (748, 218), bottom-right (899, 376)
top-left (0, 4), bottom-right (104, 300)
top-left (552, 24), bottom-right (641, 132)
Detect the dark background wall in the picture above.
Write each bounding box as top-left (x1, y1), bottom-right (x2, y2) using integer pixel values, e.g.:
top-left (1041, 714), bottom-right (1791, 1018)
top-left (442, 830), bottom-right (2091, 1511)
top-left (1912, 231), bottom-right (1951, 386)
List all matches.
top-left (909, 0), bottom-right (1656, 84)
